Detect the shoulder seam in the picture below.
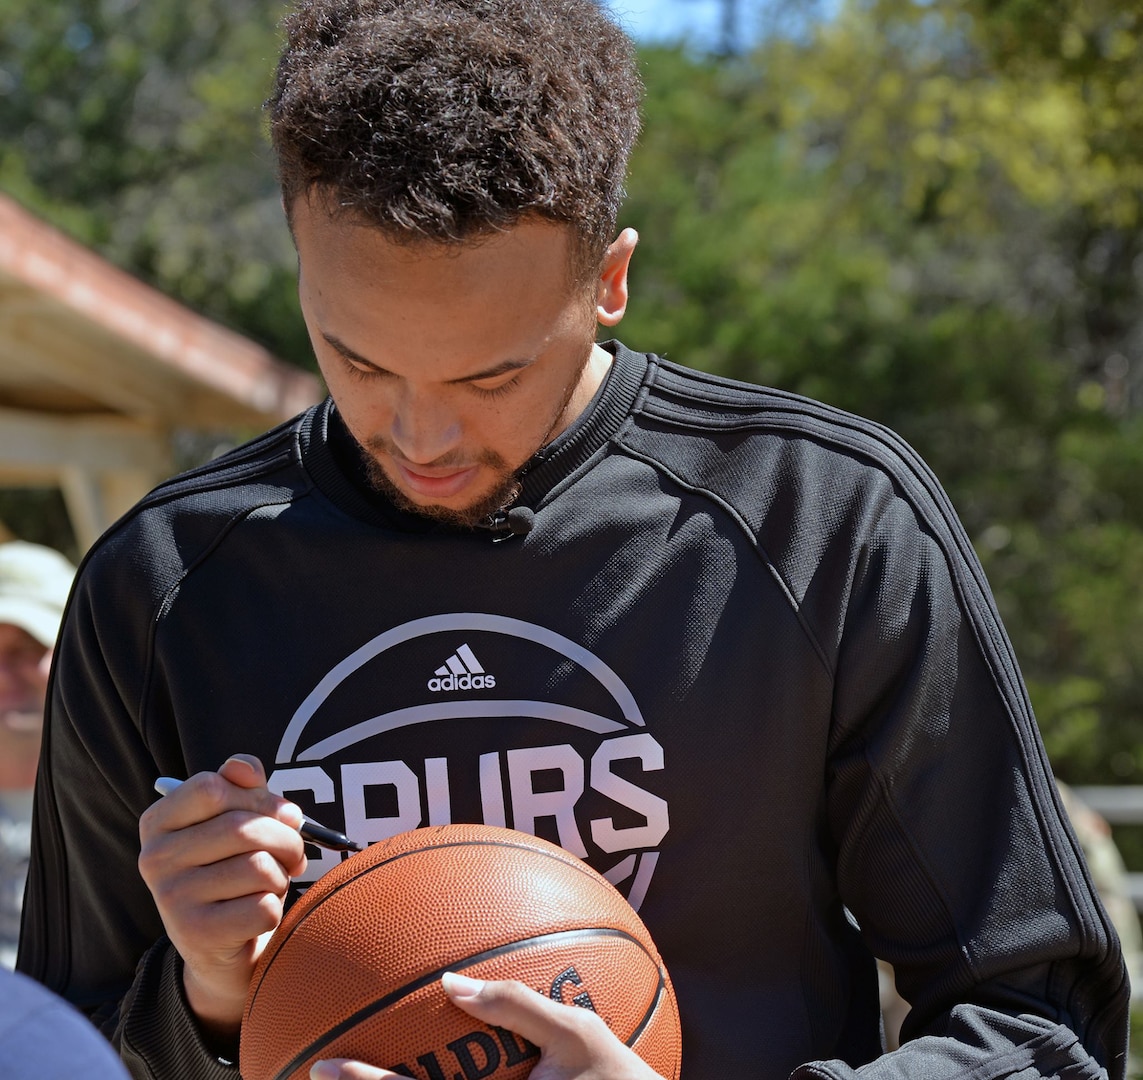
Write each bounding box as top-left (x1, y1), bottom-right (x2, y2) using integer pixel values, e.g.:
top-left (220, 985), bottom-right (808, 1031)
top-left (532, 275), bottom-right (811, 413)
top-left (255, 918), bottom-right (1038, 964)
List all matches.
top-left (138, 491), bottom-right (302, 748)
top-left (636, 372), bottom-right (1108, 964)
top-left (632, 391), bottom-right (1029, 717)
top-left (142, 423), bottom-right (301, 504)
top-left (612, 440), bottom-right (836, 680)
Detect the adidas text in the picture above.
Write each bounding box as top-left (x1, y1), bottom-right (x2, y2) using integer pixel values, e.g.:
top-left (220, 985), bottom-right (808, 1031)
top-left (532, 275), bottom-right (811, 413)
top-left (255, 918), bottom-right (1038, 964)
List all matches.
top-left (428, 672), bottom-right (496, 692)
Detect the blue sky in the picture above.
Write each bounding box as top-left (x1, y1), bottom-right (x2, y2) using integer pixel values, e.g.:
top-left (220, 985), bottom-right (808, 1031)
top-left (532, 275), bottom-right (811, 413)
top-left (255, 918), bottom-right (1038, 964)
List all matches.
top-left (603, 0), bottom-right (731, 48)
top-left (602, 0), bottom-right (839, 50)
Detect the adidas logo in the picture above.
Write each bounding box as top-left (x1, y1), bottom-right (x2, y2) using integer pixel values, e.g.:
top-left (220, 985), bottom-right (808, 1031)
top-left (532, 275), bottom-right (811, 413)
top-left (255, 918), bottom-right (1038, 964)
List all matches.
top-left (427, 643), bottom-right (497, 692)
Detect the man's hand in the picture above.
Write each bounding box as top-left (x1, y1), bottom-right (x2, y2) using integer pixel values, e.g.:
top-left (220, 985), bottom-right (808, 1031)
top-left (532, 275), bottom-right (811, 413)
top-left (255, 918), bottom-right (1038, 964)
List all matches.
top-left (137, 754), bottom-right (307, 1041)
top-left (307, 972), bottom-right (665, 1080)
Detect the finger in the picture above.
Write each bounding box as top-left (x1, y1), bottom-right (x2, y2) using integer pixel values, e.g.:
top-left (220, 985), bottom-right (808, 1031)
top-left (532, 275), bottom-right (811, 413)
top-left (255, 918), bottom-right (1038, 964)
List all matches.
top-left (153, 844), bottom-right (298, 909)
top-left (311, 1060), bottom-right (407, 1080)
top-left (218, 753), bottom-right (267, 788)
top-left (142, 764), bottom-right (303, 837)
top-left (153, 808), bottom-right (305, 870)
top-left (146, 853), bottom-right (295, 956)
top-left (170, 886), bottom-right (289, 953)
top-left (441, 973), bottom-right (604, 1049)
top-left (140, 806), bottom-right (307, 891)
top-left (442, 976), bottom-right (663, 1080)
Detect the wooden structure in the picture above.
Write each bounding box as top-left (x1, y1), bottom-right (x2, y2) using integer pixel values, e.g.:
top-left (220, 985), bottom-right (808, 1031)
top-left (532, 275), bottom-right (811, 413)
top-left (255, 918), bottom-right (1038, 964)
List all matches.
top-left (0, 194), bottom-right (320, 550)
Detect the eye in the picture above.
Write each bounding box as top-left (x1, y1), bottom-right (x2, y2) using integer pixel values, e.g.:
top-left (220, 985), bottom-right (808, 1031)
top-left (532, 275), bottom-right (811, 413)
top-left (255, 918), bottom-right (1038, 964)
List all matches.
top-left (469, 374), bottom-right (522, 399)
top-left (337, 354), bottom-right (388, 382)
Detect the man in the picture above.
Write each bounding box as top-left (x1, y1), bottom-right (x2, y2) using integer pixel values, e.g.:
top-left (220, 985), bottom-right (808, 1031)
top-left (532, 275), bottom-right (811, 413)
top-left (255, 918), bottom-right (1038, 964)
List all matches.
top-left (18, 2), bottom-right (1129, 1079)
top-left (0, 540), bottom-right (74, 969)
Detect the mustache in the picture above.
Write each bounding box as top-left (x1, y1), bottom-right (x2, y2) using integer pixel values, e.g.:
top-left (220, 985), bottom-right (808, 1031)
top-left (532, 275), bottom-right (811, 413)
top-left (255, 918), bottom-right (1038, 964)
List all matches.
top-left (363, 434), bottom-right (509, 471)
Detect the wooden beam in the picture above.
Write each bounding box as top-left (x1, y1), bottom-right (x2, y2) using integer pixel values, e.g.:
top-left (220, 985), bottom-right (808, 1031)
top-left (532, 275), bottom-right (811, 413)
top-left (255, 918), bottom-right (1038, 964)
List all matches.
top-left (0, 408), bottom-right (171, 475)
top-left (0, 404), bottom-right (169, 475)
top-left (0, 307), bottom-right (187, 419)
top-left (0, 409), bottom-right (171, 551)
top-left (0, 196), bottom-right (320, 422)
top-left (57, 468), bottom-right (106, 553)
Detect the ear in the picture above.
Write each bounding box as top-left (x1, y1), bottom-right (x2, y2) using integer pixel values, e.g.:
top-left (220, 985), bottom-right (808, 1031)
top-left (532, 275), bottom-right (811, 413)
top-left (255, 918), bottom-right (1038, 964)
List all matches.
top-left (596, 228), bottom-right (638, 327)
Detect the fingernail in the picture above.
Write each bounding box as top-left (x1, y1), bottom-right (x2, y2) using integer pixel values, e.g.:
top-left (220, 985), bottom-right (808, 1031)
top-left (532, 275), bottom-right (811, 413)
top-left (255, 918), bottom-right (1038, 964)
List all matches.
top-left (310, 1062), bottom-right (341, 1080)
top-left (442, 971), bottom-right (484, 999)
top-left (222, 755), bottom-right (258, 780)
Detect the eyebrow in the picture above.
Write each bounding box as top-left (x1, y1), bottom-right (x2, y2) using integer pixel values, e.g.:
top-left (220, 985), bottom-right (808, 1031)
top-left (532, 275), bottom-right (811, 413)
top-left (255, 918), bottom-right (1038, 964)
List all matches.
top-left (321, 331), bottom-right (536, 384)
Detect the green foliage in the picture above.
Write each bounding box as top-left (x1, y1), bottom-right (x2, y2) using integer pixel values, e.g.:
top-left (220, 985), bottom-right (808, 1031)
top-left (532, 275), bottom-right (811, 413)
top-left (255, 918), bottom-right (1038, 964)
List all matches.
top-left (0, 0), bottom-right (311, 367)
top-left (0, 490), bottom-right (80, 565)
top-left (620, 0), bottom-right (1143, 786)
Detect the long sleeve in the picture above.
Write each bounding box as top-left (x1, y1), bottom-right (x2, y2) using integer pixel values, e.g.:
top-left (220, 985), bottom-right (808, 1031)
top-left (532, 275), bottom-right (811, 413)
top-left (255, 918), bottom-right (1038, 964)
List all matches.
top-left (795, 465), bottom-right (1129, 1080)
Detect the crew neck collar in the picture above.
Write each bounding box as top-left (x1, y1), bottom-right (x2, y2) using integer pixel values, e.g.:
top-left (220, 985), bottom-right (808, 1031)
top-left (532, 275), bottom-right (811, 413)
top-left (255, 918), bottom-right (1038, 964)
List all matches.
top-left (298, 340), bottom-right (650, 532)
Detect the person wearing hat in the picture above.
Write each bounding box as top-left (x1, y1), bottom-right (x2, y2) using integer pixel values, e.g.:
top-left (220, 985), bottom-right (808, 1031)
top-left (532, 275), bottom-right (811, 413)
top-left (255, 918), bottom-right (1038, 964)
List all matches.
top-left (0, 540), bottom-right (75, 969)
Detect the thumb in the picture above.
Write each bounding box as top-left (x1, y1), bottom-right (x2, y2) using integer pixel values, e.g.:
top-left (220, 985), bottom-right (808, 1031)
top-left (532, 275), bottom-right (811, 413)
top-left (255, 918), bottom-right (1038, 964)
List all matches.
top-left (442, 974), bottom-right (662, 1080)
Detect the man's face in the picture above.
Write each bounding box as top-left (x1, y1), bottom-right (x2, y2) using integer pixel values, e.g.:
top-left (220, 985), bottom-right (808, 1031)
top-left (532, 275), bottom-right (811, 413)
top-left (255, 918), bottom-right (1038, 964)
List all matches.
top-left (0, 622), bottom-right (49, 727)
top-left (0, 622), bottom-right (50, 789)
top-left (292, 202), bottom-right (633, 525)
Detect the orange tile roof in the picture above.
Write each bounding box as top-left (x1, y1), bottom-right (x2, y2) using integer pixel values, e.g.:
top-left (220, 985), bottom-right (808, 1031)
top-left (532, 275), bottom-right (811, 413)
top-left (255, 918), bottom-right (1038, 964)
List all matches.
top-left (0, 193), bottom-right (320, 424)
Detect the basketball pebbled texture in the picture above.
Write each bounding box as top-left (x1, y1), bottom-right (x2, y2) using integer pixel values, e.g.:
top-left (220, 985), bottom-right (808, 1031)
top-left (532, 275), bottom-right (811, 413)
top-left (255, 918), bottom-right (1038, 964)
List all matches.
top-left (240, 823), bottom-right (682, 1080)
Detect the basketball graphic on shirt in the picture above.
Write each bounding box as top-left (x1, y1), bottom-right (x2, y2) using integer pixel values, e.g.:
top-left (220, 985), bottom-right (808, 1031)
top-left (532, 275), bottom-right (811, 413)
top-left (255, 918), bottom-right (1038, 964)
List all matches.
top-left (265, 613), bottom-right (668, 910)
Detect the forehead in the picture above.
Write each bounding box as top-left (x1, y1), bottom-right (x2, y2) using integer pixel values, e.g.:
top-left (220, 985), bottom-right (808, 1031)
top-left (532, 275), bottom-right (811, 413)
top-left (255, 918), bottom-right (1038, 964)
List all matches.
top-left (291, 201), bottom-right (591, 371)
top-left (292, 199), bottom-right (579, 293)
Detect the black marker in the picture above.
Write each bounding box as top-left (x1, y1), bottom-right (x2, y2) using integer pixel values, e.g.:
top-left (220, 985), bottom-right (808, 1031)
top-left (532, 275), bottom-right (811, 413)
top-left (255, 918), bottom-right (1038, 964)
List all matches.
top-left (153, 776), bottom-right (364, 853)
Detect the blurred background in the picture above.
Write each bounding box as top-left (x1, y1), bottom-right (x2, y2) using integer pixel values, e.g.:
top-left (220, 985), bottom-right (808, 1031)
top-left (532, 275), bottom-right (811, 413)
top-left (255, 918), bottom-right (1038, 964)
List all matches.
top-left (0, 0), bottom-right (1140, 1043)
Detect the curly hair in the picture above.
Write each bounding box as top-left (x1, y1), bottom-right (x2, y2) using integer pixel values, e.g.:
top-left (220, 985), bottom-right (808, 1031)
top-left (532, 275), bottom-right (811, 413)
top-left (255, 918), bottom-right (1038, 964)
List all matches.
top-left (269, 0), bottom-right (643, 279)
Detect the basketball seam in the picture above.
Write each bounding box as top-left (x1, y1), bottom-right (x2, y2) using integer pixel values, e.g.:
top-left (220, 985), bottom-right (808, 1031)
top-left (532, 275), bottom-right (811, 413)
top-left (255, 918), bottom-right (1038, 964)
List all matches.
top-left (625, 965), bottom-right (667, 1050)
top-left (265, 926), bottom-right (661, 1080)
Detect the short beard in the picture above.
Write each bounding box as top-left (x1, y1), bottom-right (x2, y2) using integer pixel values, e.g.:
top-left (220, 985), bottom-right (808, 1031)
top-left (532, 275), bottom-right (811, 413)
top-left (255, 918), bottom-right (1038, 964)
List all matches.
top-left (359, 450), bottom-right (523, 529)
top-left (352, 339), bottom-right (598, 528)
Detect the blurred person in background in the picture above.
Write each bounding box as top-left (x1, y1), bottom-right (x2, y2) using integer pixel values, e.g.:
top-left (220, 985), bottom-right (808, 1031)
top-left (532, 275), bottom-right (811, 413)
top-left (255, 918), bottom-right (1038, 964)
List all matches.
top-left (0, 540), bottom-right (75, 969)
top-left (1055, 783), bottom-right (1143, 997)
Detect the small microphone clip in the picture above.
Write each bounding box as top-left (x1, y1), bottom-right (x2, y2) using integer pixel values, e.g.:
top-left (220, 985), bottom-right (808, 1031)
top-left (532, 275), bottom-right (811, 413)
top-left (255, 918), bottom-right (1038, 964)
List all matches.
top-left (506, 507), bottom-right (535, 535)
top-left (484, 505), bottom-right (535, 541)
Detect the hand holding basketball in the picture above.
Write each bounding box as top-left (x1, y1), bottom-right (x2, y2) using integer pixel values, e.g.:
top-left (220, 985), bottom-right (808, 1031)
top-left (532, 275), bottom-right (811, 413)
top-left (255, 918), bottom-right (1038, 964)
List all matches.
top-left (137, 754), bottom-right (307, 1039)
top-left (309, 972), bottom-right (666, 1080)
top-left (445, 973), bottom-right (666, 1080)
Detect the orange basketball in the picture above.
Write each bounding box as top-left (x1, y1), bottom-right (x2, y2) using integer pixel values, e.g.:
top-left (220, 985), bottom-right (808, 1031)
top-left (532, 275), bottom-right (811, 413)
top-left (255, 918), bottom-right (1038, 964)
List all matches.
top-left (240, 823), bottom-right (681, 1080)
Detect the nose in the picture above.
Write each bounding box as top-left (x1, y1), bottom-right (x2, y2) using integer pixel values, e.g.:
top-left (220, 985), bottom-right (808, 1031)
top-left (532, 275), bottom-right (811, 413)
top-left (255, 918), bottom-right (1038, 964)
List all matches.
top-left (389, 385), bottom-right (463, 465)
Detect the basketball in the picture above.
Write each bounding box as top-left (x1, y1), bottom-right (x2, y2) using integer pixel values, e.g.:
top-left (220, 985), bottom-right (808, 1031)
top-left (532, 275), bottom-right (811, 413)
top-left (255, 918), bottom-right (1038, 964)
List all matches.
top-left (240, 823), bottom-right (682, 1080)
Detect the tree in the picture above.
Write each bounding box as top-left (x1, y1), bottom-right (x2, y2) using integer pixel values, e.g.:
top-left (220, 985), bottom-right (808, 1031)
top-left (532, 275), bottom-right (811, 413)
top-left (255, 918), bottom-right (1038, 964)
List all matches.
top-left (0, 0), bottom-right (310, 366)
top-left (619, 0), bottom-right (1143, 785)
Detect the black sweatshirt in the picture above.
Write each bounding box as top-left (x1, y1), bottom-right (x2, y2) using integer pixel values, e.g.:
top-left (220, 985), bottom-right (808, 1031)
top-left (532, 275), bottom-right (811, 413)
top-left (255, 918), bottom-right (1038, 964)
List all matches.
top-left (19, 342), bottom-right (1129, 1079)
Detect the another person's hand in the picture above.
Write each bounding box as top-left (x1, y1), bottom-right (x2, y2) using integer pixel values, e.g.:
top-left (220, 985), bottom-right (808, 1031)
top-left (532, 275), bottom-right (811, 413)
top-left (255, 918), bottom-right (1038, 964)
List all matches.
top-left (137, 754), bottom-right (307, 1041)
top-left (308, 972), bottom-right (665, 1080)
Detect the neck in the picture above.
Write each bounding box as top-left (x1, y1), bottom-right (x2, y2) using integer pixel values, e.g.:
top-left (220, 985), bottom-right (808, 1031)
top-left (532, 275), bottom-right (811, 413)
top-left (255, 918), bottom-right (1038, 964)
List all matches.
top-left (549, 343), bottom-right (614, 443)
